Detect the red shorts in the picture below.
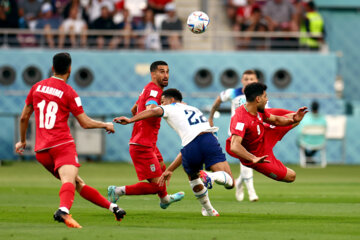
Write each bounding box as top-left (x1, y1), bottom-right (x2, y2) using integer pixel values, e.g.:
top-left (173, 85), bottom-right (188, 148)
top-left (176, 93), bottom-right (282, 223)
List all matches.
top-left (36, 142), bottom-right (80, 179)
top-left (226, 124), bottom-right (293, 181)
top-left (129, 144), bottom-right (164, 181)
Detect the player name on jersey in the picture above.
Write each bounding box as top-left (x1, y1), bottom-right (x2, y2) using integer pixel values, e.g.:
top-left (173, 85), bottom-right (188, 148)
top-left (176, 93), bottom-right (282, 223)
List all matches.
top-left (36, 85), bottom-right (64, 99)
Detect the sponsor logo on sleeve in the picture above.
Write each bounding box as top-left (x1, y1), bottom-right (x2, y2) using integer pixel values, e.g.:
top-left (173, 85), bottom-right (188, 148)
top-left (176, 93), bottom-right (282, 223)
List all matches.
top-left (235, 122), bottom-right (245, 131)
top-left (75, 97), bottom-right (82, 107)
top-left (150, 90), bottom-right (158, 97)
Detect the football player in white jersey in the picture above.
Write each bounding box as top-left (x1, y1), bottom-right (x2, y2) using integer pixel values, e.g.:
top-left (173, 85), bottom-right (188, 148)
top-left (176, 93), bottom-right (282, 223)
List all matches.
top-left (114, 88), bottom-right (256, 216)
top-left (208, 70), bottom-right (260, 202)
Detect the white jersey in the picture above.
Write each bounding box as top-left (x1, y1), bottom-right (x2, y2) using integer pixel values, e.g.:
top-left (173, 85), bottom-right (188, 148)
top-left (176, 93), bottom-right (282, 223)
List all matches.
top-left (161, 103), bottom-right (218, 146)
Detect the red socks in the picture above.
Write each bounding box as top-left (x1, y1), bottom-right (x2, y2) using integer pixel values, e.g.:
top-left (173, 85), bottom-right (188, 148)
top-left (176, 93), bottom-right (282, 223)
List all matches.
top-left (59, 182), bottom-right (75, 210)
top-left (80, 185), bottom-right (111, 209)
top-left (125, 182), bottom-right (168, 198)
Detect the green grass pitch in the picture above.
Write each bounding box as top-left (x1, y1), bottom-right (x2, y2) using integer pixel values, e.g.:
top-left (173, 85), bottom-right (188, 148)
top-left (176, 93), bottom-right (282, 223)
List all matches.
top-left (0, 161), bottom-right (359, 240)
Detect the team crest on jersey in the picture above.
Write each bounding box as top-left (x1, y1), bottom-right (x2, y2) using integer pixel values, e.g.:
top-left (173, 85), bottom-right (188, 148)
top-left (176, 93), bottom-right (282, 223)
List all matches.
top-left (235, 122), bottom-right (245, 131)
top-left (150, 90), bottom-right (158, 97)
top-left (150, 164), bottom-right (156, 172)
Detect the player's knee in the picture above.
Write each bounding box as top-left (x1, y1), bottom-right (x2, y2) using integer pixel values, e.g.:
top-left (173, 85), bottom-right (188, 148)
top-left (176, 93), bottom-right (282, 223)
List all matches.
top-left (193, 184), bottom-right (204, 192)
top-left (284, 171), bottom-right (296, 183)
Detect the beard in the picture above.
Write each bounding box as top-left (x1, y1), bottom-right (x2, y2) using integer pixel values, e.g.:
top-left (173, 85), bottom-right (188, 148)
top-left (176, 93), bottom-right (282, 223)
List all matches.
top-left (258, 106), bottom-right (265, 113)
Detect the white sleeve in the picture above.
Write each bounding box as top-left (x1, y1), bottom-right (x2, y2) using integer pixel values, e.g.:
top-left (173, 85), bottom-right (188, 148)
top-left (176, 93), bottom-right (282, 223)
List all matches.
top-left (219, 88), bottom-right (235, 102)
top-left (160, 105), bottom-right (172, 118)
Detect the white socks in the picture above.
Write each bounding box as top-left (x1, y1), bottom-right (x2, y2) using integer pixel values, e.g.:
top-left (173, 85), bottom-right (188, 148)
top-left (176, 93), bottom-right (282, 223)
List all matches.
top-left (206, 171), bottom-right (233, 188)
top-left (240, 164), bottom-right (256, 194)
top-left (160, 195), bottom-right (170, 204)
top-left (109, 203), bottom-right (117, 212)
top-left (115, 186), bottom-right (126, 196)
top-left (190, 178), bottom-right (215, 214)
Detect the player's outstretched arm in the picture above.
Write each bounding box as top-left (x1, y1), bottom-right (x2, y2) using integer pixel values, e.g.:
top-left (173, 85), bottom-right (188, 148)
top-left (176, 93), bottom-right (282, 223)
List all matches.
top-left (75, 113), bottom-right (115, 133)
top-left (265, 106), bottom-right (308, 127)
top-left (15, 104), bottom-right (34, 155)
top-left (114, 107), bottom-right (164, 125)
top-left (230, 135), bottom-right (269, 164)
top-left (208, 96), bottom-right (222, 127)
top-left (158, 153), bottom-right (183, 186)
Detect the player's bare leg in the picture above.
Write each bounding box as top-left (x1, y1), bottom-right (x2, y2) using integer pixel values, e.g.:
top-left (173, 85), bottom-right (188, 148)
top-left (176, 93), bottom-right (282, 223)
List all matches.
top-left (281, 168), bottom-right (296, 182)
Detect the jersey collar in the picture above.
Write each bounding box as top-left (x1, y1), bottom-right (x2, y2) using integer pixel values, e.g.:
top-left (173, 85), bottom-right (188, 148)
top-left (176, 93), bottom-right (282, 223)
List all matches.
top-left (52, 76), bottom-right (65, 81)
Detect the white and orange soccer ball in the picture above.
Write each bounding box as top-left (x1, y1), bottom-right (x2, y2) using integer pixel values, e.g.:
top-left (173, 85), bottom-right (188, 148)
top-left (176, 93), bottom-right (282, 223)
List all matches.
top-left (187, 11), bottom-right (210, 34)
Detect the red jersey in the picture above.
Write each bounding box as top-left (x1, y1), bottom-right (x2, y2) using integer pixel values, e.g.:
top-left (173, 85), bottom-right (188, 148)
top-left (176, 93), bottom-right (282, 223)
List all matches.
top-left (130, 82), bottom-right (163, 147)
top-left (226, 105), bottom-right (271, 158)
top-left (25, 77), bottom-right (84, 152)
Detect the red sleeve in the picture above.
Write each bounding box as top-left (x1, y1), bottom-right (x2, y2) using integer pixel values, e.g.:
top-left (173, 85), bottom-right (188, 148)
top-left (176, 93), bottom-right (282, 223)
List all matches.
top-left (67, 87), bottom-right (84, 116)
top-left (25, 85), bottom-right (35, 106)
top-left (144, 88), bottom-right (161, 106)
top-left (229, 113), bottom-right (247, 138)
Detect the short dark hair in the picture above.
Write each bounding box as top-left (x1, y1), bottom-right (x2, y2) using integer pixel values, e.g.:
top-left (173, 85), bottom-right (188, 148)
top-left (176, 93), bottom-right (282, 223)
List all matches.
top-left (53, 52), bottom-right (71, 75)
top-left (244, 82), bottom-right (267, 102)
top-left (311, 100), bottom-right (319, 112)
top-left (242, 69), bottom-right (257, 76)
top-left (150, 61), bottom-right (168, 72)
top-left (162, 88), bottom-right (182, 102)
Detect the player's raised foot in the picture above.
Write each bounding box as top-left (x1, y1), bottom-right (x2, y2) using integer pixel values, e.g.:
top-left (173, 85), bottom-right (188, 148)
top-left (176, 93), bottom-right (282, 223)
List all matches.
top-left (53, 209), bottom-right (82, 228)
top-left (249, 192), bottom-right (259, 202)
top-left (112, 206), bottom-right (126, 221)
top-left (160, 192), bottom-right (185, 209)
top-left (107, 185), bottom-right (119, 203)
top-left (235, 178), bottom-right (244, 202)
top-left (201, 207), bottom-right (220, 217)
top-left (199, 170), bottom-right (213, 189)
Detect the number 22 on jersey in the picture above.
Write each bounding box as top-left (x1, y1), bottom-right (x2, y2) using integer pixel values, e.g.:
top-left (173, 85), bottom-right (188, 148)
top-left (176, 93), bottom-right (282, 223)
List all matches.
top-left (37, 100), bottom-right (58, 129)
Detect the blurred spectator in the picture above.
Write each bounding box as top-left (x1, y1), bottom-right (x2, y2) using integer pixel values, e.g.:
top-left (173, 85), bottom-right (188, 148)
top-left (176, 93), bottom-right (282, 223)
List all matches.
top-left (90, 4), bottom-right (118, 49)
top-left (148, 0), bottom-right (172, 15)
top-left (0, 0), bottom-right (19, 46)
top-left (299, 1), bottom-right (324, 50)
top-left (226, 0), bottom-right (247, 25)
top-left (62, 0), bottom-right (88, 23)
top-left (233, 0), bottom-right (267, 49)
top-left (113, 8), bottom-right (133, 48)
top-left (263, 0), bottom-right (297, 32)
top-left (160, 3), bottom-right (182, 50)
top-left (35, 2), bottom-right (61, 48)
top-left (124, 0), bottom-right (147, 26)
top-left (135, 8), bottom-right (161, 50)
top-left (87, 0), bottom-right (114, 24)
top-left (58, 6), bottom-right (88, 48)
top-left (18, 0), bottom-right (42, 29)
top-left (52, 0), bottom-right (71, 16)
top-left (297, 100), bottom-right (327, 164)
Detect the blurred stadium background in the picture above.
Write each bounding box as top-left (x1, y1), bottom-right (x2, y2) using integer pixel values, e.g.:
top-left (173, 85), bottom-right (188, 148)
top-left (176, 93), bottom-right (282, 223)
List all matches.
top-left (0, 0), bottom-right (359, 166)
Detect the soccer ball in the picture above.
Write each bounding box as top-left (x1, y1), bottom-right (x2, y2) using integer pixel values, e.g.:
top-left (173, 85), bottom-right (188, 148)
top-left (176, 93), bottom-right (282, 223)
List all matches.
top-left (187, 11), bottom-right (210, 34)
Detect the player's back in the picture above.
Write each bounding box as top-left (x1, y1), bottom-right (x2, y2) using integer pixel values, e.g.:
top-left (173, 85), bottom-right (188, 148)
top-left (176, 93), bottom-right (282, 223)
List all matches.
top-left (27, 77), bottom-right (84, 151)
top-left (162, 103), bottom-right (217, 146)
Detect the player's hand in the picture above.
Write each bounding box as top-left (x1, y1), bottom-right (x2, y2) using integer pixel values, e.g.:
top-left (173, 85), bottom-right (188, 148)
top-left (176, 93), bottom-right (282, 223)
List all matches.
top-left (252, 155), bottom-right (270, 164)
top-left (15, 141), bottom-right (26, 155)
top-left (113, 116), bottom-right (131, 125)
top-left (208, 118), bottom-right (214, 127)
top-left (293, 106), bottom-right (308, 123)
top-left (158, 170), bottom-right (173, 187)
top-left (104, 122), bottom-right (115, 134)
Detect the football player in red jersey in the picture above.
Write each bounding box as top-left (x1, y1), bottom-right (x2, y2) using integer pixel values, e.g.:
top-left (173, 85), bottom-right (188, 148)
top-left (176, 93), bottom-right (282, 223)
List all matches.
top-left (15, 52), bottom-right (126, 228)
top-left (108, 61), bottom-right (184, 209)
top-left (226, 82), bottom-right (308, 182)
